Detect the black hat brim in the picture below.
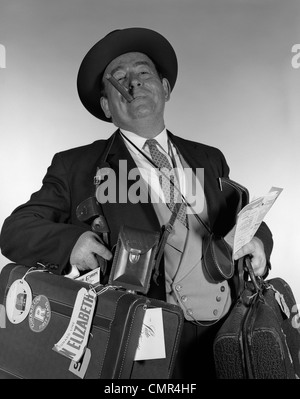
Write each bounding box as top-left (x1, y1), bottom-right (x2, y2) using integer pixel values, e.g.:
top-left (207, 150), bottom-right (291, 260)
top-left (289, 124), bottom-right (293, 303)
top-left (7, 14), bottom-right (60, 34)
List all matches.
top-left (77, 27), bottom-right (178, 122)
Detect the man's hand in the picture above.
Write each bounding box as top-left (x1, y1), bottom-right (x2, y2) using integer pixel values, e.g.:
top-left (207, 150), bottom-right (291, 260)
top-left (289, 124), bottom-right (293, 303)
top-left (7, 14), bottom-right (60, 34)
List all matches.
top-left (70, 231), bottom-right (113, 272)
top-left (233, 237), bottom-right (267, 276)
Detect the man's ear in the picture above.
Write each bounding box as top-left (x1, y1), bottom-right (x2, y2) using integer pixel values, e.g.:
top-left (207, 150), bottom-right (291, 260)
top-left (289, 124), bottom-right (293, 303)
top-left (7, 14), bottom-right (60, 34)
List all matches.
top-left (100, 97), bottom-right (111, 119)
top-left (162, 78), bottom-right (171, 102)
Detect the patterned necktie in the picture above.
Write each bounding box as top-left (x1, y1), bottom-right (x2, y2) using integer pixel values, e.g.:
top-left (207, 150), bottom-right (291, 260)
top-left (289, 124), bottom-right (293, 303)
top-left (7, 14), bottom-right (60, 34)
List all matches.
top-left (145, 139), bottom-right (188, 228)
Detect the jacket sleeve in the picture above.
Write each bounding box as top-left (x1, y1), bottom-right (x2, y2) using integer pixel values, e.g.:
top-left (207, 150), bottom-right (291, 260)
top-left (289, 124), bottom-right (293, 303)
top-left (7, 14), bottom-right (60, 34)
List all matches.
top-left (0, 153), bottom-right (90, 274)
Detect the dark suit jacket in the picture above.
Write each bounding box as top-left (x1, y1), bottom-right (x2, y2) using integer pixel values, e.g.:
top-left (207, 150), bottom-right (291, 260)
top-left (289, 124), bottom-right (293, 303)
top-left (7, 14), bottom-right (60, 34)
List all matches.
top-left (0, 130), bottom-right (273, 299)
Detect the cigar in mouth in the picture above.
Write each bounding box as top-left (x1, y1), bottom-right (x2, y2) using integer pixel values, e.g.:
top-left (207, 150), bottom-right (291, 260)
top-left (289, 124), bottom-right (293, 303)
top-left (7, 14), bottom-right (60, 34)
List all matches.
top-left (105, 74), bottom-right (134, 102)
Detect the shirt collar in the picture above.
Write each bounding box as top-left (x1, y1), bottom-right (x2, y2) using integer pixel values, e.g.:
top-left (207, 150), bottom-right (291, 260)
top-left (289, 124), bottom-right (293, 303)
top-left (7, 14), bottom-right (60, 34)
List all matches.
top-left (120, 128), bottom-right (169, 153)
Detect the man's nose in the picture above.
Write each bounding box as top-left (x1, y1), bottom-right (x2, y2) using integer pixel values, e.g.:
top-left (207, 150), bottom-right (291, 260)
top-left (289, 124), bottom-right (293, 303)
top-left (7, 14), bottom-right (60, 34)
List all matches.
top-left (128, 74), bottom-right (142, 90)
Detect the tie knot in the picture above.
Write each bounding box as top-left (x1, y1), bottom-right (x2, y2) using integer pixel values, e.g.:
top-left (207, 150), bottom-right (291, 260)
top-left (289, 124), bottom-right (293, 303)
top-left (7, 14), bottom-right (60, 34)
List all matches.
top-left (145, 138), bottom-right (159, 150)
top-left (145, 138), bottom-right (172, 171)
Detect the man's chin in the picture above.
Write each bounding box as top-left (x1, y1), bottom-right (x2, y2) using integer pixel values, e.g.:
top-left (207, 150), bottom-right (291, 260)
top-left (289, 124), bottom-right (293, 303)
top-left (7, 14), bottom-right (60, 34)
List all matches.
top-left (130, 105), bottom-right (155, 119)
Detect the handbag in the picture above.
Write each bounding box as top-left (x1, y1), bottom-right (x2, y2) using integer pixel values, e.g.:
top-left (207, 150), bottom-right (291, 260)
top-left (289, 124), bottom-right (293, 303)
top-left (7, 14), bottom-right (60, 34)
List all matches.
top-left (201, 177), bottom-right (249, 283)
top-left (202, 233), bottom-right (234, 282)
top-left (213, 256), bottom-right (300, 379)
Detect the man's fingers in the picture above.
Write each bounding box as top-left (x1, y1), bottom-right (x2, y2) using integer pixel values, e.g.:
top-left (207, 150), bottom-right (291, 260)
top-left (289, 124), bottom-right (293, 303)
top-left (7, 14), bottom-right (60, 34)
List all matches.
top-left (70, 231), bottom-right (112, 272)
top-left (233, 237), bottom-right (266, 276)
top-left (94, 242), bottom-right (113, 261)
top-left (233, 239), bottom-right (258, 260)
top-left (92, 235), bottom-right (113, 261)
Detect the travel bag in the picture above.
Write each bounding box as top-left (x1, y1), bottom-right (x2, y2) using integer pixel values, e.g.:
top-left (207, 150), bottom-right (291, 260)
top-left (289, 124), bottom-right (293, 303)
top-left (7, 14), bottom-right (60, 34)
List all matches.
top-left (213, 256), bottom-right (300, 379)
top-left (0, 263), bottom-right (184, 379)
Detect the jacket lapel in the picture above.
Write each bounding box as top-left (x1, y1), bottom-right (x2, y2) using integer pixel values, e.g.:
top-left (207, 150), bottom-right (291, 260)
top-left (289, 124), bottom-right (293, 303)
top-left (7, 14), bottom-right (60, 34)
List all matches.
top-left (168, 132), bottom-right (227, 232)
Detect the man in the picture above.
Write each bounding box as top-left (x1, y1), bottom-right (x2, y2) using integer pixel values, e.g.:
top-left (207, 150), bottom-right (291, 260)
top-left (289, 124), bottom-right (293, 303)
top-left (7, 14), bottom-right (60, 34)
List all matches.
top-left (0, 28), bottom-right (273, 378)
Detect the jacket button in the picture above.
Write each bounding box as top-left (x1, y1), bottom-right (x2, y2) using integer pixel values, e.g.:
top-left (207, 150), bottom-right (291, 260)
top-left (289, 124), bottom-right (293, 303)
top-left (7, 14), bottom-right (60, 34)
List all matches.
top-left (220, 285), bottom-right (225, 292)
top-left (175, 284), bottom-right (182, 292)
top-left (216, 296), bottom-right (221, 302)
top-left (213, 309), bottom-right (218, 316)
top-left (181, 295), bottom-right (187, 302)
top-left (187, 309), bottom-right (193, 316)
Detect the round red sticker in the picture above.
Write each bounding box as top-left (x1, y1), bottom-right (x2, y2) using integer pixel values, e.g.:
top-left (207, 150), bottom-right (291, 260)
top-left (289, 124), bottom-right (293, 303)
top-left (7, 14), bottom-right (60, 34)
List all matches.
top-left (28, 295), bottom-right (51, 332)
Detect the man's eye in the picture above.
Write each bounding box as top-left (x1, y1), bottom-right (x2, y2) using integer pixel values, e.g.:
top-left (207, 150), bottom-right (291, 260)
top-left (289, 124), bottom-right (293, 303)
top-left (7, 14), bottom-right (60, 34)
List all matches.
top-left (113, 74), bottom-right (126, 82)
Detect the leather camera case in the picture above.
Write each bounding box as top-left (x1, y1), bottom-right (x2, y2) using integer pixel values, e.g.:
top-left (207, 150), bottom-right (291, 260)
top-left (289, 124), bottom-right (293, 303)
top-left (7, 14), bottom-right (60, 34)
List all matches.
top-left (108, 225), bottom-right (160, 294)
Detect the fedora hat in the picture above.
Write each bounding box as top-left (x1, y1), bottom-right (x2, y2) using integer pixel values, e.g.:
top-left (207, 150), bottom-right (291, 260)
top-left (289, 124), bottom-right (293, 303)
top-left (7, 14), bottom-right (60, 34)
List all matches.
top-left (77, 27), bottom-right (178, 122)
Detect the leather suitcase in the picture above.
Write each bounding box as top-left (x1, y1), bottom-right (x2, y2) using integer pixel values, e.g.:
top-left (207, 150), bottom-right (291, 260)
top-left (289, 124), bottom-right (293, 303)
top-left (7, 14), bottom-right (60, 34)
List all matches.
top-left (0, 264), bottom-right (184, 379)
top-left (213, 257), bottom-right (300, 379)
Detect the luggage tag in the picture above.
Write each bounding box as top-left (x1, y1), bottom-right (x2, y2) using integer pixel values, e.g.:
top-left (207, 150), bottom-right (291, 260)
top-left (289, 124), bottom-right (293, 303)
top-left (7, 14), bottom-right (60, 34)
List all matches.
top-left (134, 308), bottom-right (166, 361)
top-left (274, 291), bottom-right (290, 319)
top-left (6, 277), bottom-right (32, 324)
top-left (53, 287), bottom-right (97, 363)
top-left (268, 284), bottom-right (290, 318)
top-left (69, 348), bottom-right (91, 379)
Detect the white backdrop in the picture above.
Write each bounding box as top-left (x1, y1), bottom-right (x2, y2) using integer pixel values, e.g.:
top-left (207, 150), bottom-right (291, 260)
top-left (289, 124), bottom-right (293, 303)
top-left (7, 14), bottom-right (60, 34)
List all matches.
top-left (0, 0), bottom-right (299, 304)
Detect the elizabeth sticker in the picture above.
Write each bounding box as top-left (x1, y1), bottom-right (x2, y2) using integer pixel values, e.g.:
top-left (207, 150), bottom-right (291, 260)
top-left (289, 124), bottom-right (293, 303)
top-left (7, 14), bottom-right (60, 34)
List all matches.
top-left (28, 295), bottom-right (51, 332)
top-left (6, 279), bottom-right (33, 324)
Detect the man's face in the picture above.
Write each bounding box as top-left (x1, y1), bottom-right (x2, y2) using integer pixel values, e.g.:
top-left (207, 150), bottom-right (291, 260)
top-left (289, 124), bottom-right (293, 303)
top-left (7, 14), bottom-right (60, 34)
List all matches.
top-left (100, 52), bottom-right (170, 132)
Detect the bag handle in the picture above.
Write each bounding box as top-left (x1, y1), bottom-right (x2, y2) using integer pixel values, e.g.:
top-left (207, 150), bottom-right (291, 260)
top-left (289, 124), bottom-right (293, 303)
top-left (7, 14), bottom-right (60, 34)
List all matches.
top-left (244, 256), bottom-right (262, 294)
top-left (234, 255), bottom-right (263, 299)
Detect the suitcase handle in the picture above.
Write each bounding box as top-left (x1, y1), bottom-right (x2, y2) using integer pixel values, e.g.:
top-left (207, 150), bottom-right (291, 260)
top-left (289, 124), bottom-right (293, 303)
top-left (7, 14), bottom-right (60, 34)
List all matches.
top-left (235, 255), bottom-right (263, 300)
top-left (244, 255), bottom-right (263, 295)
